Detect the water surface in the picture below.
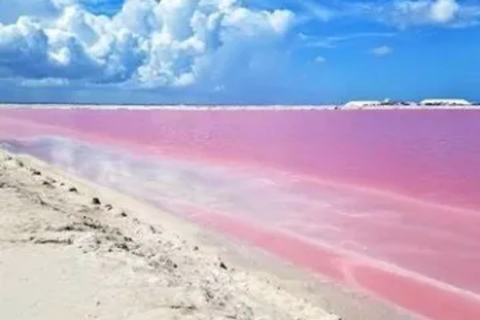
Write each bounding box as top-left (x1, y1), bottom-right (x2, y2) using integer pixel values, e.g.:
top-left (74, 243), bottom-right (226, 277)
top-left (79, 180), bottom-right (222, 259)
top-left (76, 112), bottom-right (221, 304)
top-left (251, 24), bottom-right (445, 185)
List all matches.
top-left (1, 107), bottom-right (480, 319)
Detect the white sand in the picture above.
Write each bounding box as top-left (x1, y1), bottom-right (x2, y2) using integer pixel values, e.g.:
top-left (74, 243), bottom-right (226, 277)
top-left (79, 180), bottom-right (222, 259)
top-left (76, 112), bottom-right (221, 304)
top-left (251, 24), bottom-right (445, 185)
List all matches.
top-left (0, 149), bottom-right (411, 320)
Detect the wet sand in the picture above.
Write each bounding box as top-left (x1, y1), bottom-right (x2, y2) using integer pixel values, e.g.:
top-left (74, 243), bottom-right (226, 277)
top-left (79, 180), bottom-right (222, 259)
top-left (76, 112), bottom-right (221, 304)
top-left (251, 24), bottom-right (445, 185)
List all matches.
top-left (0, 149), bottom-right (411, 320)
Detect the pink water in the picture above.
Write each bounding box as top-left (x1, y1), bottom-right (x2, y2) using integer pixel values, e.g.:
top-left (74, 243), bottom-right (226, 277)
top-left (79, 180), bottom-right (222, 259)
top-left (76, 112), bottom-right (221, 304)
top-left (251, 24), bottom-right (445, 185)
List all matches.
top-left (1, 107), bottom-right (480, 319)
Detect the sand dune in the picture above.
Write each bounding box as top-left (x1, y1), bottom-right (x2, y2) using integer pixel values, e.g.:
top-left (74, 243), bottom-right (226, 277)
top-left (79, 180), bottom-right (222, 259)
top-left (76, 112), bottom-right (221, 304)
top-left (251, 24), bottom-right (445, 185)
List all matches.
top-left (0, 149), bottom-right (411, 320)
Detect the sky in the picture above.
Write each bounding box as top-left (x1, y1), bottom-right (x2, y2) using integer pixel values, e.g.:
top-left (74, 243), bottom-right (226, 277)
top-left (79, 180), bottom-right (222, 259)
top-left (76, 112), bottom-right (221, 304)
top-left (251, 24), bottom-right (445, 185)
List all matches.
top-left (0, 0), bottom-right (479, 104)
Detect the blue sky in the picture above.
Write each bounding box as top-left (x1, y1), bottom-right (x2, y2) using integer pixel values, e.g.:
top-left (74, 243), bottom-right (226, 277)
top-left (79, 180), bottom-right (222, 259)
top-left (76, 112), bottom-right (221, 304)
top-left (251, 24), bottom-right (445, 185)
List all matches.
top-left (0, 0), bottom-right (479, 104)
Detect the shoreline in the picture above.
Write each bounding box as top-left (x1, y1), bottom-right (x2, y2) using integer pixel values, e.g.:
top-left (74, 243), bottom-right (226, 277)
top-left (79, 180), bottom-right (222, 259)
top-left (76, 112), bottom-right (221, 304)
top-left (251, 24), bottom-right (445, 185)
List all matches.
top-left (1, 103), bottom-right (480, 110)
top-left (0, 148), bottom-right (412, 320)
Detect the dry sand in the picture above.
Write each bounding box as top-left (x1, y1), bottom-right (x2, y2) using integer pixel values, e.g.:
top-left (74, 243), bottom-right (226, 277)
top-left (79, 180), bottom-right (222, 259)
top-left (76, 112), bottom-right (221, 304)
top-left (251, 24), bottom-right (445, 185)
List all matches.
top-left (0, 149), bottom-right (411, 320)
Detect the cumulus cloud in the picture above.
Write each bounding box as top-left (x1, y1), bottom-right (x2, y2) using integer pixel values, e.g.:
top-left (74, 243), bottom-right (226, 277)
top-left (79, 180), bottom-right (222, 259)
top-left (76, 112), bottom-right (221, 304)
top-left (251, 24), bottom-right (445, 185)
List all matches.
top-left (0, 0), bottom-right (295, 90)
top-left (430, 0), bottom-right (459, 22)
top-left (314, 55), bottom-right (326, 63)
top-left (371, 45), bottom-right (393, 56)
top-left (391, 0), bottom-right (460, 26)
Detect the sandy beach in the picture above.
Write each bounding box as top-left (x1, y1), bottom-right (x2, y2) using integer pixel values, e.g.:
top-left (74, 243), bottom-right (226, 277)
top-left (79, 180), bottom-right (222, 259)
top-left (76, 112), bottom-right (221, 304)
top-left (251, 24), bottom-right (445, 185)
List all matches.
top-left (0, 148), bottom-right (411, 320)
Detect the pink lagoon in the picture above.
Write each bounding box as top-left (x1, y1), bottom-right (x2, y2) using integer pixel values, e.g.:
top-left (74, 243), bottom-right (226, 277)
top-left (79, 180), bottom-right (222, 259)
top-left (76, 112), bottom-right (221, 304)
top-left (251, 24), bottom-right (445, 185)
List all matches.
top-left (1, 106), bottom-right (480, 319)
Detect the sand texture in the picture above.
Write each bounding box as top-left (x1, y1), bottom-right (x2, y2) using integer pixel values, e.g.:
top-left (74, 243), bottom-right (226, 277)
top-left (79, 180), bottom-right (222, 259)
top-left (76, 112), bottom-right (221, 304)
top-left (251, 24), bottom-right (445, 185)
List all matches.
top-left (0, 149), bottom-right (412, 320)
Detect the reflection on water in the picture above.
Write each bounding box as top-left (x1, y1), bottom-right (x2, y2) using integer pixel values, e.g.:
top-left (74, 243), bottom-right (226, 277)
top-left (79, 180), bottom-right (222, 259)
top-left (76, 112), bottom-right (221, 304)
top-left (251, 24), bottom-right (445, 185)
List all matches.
top-left (4, 136), bottom-right (480, 299)
top-left (2, 109), bottom-right (480, 318)
top-left (2, 108), bottom-right (480, 210)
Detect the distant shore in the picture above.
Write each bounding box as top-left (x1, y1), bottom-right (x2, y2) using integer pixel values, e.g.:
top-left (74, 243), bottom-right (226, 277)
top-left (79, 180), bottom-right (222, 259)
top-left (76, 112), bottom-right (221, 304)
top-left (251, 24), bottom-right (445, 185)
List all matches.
top-left (0, 103), bottom-right (479, 110)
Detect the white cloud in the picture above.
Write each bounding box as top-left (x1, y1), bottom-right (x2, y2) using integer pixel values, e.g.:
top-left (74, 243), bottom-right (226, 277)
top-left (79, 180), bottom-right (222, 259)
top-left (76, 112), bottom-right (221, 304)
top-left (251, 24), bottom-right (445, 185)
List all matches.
top-left (0, 0), bottom-right (295, 90)
top-left (21, 77), bottom-right (70, 87)
top-left (371, 45), bottom-right (393, 56)
top-left (320, 0), bottom-right (480, 28)
top-left (303, 32), bottom-right (397, 48)
top-left (391, 0), bottom-right (460, 26)
top-left (430, 0), bottom-right (459, 22)
top-left (299, 0), bottom-right (337, 22)
top-left (314, 55), bottom-right (326, 63)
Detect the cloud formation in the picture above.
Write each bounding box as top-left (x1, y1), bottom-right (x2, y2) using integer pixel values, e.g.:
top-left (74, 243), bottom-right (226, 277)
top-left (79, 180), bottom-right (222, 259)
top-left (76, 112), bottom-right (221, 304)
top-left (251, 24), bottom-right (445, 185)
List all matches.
top-left (371, 45), bottom-right (393, 56)
top-left (302, 32), bottom-right (397, 48)
top-left (391, 0), bottom-right (460, 26)
top-left (306, 0), bottom-right (480, 28)
top-left (0, 0), bottom-right (294, 90)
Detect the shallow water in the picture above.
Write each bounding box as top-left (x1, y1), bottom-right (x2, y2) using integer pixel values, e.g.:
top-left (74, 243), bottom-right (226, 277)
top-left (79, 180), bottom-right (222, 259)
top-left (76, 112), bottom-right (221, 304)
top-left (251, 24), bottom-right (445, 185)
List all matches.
top-left (1, 107), bottom-right (480, 319)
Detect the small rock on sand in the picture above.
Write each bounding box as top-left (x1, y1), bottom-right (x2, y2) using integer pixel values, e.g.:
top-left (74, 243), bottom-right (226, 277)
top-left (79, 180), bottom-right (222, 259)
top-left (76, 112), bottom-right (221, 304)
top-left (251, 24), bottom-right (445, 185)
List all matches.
top-left (114, 210), bottom-right (128, 218)
top-left (42, 181), bottom-right (54, 188)
top-left (219, 262), bottom-right (228, 270)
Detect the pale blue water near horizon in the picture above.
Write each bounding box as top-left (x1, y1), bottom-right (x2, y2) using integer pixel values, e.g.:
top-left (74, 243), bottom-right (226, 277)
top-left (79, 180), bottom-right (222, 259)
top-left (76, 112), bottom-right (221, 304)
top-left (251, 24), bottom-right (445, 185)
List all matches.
top-left (1, 107), bottom-right (480, 319)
